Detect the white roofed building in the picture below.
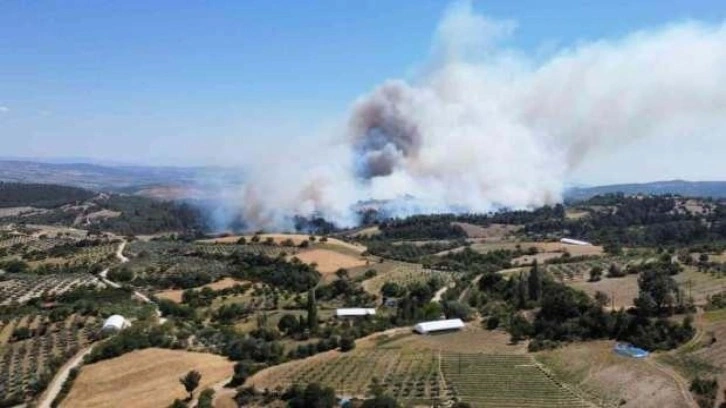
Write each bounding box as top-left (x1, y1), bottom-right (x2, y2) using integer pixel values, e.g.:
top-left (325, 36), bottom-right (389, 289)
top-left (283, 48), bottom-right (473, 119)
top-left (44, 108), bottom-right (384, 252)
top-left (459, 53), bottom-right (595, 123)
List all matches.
top-left (101, 314), bottom-right (130, 333)
top-left (414, 318), bottom-right (465, 334)
top-left (560, 238), bottom-right (592, 246)
top-left (335, 308), bottom-right (376, 318)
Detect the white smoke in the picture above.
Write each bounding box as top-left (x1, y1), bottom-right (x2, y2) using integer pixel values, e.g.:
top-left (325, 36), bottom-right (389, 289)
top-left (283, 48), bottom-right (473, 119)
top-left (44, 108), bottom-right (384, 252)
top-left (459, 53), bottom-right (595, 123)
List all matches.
top-left (238, 1), bottom-right (726, 229)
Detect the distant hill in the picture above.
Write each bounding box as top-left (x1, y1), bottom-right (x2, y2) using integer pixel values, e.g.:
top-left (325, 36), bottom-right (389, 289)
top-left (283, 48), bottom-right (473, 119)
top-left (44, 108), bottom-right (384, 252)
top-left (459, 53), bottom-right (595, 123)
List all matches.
top-left (566, 180), bottom-right (726, 201)
top-left (0, 159), bottom-right (244, 199)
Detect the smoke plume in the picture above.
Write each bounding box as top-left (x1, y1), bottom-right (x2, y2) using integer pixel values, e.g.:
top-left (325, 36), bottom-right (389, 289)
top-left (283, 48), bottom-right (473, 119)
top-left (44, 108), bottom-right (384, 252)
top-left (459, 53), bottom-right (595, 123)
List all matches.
top-left (237, 1), bottom-right (726, 230)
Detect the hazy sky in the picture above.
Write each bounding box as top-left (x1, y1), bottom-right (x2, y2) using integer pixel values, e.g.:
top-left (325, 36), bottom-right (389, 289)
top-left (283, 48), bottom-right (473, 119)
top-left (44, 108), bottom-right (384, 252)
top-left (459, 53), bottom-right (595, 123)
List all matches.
top-left (1, 0), bottom-right (726, 185)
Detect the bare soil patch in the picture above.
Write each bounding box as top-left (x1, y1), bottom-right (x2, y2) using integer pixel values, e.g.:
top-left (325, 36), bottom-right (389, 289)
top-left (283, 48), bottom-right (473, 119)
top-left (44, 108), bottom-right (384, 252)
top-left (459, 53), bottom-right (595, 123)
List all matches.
top-left (379, 324), bottom-right (525, 354)
top-left (452, 222), bottom-right (519, 240)
top-left (565, 210), bottom-right (590, 220)
top-left (569, 267), bottom-right (726, 309)
top-left (512, 252), bottom-right (567, 265)
top-left (537, 341), bottom-right (689, 408)
top-left (471, 241), bottom-right (604, 257)
top-left (61, 348), bottom-right (234, 408)
top-left (199, 234), bottom-right (367, 254)
top-left (290, 249), bottom-right (368, 276)
top-left (214, 394), bottom-right (238, 408)
top-left (570, 275), bottom-right (639, 309)
top-left (350, 226), bottom-right (381, 238)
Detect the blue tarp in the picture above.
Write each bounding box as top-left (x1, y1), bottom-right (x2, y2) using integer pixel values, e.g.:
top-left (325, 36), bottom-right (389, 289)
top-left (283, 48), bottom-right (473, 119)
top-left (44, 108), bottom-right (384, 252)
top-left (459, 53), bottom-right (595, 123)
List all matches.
top-left (614, 342), bottom-right (649, 358)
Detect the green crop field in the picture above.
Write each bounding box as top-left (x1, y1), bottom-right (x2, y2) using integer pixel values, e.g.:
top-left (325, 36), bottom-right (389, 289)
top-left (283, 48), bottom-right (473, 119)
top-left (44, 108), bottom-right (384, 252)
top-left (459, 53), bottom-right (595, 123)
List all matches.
top-left (253, 349), bottom-right (447, 404)
top-left (441, 353), bottom-right (590, 407)
top-left (251, 347), bottom-right (590, 407)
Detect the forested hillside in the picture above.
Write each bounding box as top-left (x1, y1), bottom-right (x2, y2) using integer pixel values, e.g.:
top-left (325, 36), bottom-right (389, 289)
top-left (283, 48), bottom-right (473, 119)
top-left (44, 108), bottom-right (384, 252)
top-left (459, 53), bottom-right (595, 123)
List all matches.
top-left (0, 182), bottom-right (96, 208)
top-left (0, 182), bottom-right (205, 235)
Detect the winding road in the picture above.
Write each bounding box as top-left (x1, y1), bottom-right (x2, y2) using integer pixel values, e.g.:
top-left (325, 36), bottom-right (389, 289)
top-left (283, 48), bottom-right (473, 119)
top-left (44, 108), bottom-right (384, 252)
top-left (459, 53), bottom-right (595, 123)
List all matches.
top-left (37, 240), bottom-right (165, 408)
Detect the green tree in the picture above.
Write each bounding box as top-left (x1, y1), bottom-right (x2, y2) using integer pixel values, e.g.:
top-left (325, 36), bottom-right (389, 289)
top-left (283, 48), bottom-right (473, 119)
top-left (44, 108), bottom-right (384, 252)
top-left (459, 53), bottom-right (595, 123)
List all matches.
top-left (307, 288), bottom-right (318, 333)
top-left (608, 263), bottom-right (625, 278)
top-left (278, 313), bottom-right (300, 335)
top-left (340, 335), bottom-right (356, 352)
top-left (508, 313), bottom-right (532, 344)
top-left (286, 383), bottom-right (336, 408)
top-left (197, 389), bottom-right (215, 408)
top-left (635, 268), bottom-right (677, 316)
top-left (168, 399), bottom-right (187, 408)
top-left (594, 291), bottom-right (610, 308)
top-left (179, 370), bottom-right (202, 401)
top-left (589, 266), bottom-right (603, 282)
top-left (528, 260), bottom-right (542, 301)
top-left (517, 272), bottom-right (527, 309)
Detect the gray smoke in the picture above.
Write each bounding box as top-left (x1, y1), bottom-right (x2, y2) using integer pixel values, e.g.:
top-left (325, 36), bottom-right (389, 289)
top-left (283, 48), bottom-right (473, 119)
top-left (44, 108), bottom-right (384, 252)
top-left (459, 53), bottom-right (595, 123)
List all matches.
top-left (237, 1), bottom-right (726, 230)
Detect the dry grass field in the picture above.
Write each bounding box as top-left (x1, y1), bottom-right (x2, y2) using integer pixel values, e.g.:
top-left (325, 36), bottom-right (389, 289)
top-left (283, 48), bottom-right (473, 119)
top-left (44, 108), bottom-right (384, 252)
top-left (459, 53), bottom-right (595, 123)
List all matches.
top-left (290, 249), bottom-right (368, 277)
top-left (470, 241), bottom-right (604, 257)
top-left (61, 348), bottom-right (234, 408)
top-left (659, 310), bottom-right (726, 406)
top-left (565, 210), bottom-right (590, 220)
top-left (361, 261), bottom-right (453, 296)
top-left (570, 267), bottom-right (726, 309)
top-left (570, 275), bottom-right (640, 309)
top-left (454, 222), bottom-right (521, 240)
top-left (512, 252), bottom-right (569, 265)
top-left (198, 234), bottom-right (367, 254)
top-left (349, 226), bottom-right (381, 238)
top-left (537, 341), bottom-right (690, 408)
top-left (155, 277), bottom-right (249, 303)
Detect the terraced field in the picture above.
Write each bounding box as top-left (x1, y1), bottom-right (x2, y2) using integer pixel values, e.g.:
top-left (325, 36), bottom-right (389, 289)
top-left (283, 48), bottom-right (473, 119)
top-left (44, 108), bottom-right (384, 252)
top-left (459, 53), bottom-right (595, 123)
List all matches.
top-left (249, 349), bottom-right (590, 407)
top-left (266, 349), bottom-right (443, 402)
top-left (441, 353), bottom-right (590, 408)
top-left (570, 266), bottom-right (726, 308)
top-left (250, 349), bottom-right (446, 404)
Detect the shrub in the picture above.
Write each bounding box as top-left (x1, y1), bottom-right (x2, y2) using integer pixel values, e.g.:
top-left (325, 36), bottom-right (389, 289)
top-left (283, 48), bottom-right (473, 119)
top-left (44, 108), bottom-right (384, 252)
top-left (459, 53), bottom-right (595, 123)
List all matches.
top-left (340, 335), bottom-right (356, 352)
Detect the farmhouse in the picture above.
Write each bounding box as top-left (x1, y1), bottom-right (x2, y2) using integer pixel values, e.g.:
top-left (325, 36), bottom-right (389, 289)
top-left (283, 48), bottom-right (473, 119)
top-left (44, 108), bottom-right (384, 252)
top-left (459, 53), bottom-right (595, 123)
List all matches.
top-left (414, 318), bottom-right (465, 334)
top-left (335, 308), bottom-right (376, 317)
top-left (560, 238), bottom-right (592, 246)
top-left (101, 314), bottom-right (130, 332)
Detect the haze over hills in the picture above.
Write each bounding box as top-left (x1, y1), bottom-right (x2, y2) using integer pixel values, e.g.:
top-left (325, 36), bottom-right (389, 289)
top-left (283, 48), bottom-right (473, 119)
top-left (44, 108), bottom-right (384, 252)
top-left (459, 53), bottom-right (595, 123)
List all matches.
top-left (0, 159), bottom-right (244, 200)
top-left (1, 158), bottom-right (725, 212)
top-left (566, 180), bottom-right (726, 201)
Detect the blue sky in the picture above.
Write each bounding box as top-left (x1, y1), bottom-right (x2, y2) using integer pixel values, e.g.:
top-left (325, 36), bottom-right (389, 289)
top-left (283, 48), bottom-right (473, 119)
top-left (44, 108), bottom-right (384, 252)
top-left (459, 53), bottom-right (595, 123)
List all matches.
top-left (1, 1), bottom-right (725, 183)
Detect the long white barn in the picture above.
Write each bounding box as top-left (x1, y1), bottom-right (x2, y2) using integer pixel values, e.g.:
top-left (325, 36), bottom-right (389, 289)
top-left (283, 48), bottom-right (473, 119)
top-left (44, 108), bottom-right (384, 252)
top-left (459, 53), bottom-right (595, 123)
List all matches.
top-left (335, 308), bottom-right (376, 317)
top-left (414, 318), bottom-right (465, 334)
top-left (560, 238), bottom-right (592, 246)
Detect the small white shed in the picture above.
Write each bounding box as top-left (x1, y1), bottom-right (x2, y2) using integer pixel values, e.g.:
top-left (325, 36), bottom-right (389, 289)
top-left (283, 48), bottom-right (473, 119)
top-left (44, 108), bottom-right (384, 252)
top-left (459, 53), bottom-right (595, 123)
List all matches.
top-left (414, 318), bottom-right (465, 334)
top-left (335, 308), bottom-right (376, 318)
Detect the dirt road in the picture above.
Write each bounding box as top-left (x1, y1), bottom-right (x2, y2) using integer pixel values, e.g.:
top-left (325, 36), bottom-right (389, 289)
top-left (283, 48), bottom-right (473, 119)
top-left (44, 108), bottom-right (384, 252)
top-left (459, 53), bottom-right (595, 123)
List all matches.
top-left (37, 347), bottom-right (94, 408)
top-left (38, 241), bottom-right (166, 407)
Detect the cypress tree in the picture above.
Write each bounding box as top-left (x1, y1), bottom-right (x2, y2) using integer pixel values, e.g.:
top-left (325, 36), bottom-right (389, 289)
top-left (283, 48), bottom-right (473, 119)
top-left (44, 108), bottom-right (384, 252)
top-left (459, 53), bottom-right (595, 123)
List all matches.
top-left (528, 260), bottom-right (542, 302)
top-left (517, 272), bottom-right (527, 309)
top-left (307, 288), bottom-right (318, 333)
